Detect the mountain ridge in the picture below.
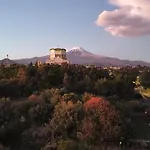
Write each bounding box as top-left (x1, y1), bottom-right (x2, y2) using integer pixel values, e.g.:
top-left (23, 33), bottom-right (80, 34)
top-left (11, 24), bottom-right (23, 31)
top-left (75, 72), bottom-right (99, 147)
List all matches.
top-left (2, 47), bottom-right (150, 66)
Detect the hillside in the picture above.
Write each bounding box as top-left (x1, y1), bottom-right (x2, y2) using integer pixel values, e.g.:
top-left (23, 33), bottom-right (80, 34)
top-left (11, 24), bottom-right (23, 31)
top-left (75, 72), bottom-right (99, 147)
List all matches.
top-left (10, 47), bottom-right (150, 66)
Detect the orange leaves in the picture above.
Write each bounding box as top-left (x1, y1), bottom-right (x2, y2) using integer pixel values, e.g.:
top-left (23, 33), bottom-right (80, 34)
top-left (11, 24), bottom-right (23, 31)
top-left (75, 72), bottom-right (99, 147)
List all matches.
top-left (79, 97), bottom-right (121, 143)
top-left (84, 97), bottom-right (109, 113)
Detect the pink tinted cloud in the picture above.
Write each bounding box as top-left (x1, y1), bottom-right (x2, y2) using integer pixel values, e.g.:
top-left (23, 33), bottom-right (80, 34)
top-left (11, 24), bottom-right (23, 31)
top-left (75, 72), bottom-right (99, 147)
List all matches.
top-left (96, 0), bottom-right (150, 37)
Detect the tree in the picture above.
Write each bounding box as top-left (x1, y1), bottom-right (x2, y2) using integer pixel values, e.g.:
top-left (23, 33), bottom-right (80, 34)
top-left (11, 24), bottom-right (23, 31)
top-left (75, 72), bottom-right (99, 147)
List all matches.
top-left (49, 101), bottom-right (83, 140)
top-left (0, 98), bottom-right (12, 126)
top-left (78, 97), bottom-right (121, 146)
top-left (63, 73), bottom-right (71, 91)
top-left (26, 63), bottom-right (36, 77)
top-left (83, 75), bottom-right (92, 92)
top-left (94, 78), bottom-right (114, 96)
top-left (62, 93), bottom-right (79, 103)
top-left (17, 67), bottom-right (26, 81)
top-left (20, 126), bottom-right (49, 150)
top-left (28, 103), bottom-right (53, 125)
top-left (82, 92), bottom-right (93, 103)
top-left (40, 88), bottom-right (62, 106)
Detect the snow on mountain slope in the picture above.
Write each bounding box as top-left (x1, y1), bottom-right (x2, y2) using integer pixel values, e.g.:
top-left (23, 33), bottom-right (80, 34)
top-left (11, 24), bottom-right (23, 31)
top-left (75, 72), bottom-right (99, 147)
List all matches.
top-left (67, 47), bottom-right (90, 53)
top-left (67, 47), bottom-right (102, 57)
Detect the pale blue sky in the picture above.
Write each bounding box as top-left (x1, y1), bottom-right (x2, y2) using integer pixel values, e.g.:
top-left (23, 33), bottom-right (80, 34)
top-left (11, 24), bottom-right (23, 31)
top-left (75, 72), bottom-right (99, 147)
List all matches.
top-left (0, 0), bottom-right (150, 62)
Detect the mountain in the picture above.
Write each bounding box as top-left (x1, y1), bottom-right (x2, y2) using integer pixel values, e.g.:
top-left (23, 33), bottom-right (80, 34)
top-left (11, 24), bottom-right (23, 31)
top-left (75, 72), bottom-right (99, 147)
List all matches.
top-left (0, 58), bottom-right (17, 65)
top-left (6, 47), bottom-right (150, 66)
top-left (67, 47), bottom-right (98, 57)
top-left (15, 56), bottom-right (48, 64)
top-left (67, 47), bottom-right (150, 66)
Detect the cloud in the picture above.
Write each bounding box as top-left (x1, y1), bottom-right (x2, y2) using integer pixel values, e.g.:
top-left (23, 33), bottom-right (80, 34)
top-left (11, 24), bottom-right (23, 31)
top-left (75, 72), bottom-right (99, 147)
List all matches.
top-left (96, 0), bottom-right (150, 37)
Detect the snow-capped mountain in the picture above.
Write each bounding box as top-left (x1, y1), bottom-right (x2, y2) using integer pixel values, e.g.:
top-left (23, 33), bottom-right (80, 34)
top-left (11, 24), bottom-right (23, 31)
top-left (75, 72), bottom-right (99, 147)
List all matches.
top-left (68, 47), bottom-right (91, 53)
top-left (67, 47), bottom-right (101, 58)
top-left (66, 47), bottom-right (150, 66)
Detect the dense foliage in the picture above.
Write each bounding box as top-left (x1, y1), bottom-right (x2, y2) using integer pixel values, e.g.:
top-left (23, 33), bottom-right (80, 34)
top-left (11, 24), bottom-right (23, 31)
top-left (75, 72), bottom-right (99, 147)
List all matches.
top-left (0, 63), bottom-right (139, 99)
top-left (0, 64), bottom-right (150, 150)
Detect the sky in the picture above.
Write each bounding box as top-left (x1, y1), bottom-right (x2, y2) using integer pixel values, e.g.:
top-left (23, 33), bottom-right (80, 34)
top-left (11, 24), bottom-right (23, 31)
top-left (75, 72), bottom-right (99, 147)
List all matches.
top-left (0, 0), bottom-right (150, 62)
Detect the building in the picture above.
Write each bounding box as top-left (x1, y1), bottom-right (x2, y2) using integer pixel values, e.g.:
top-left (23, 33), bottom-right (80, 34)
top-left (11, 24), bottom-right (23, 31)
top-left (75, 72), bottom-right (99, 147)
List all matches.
top-left (35, 60), bottom-right (42, 66)
top-left (46, 48), bottom-right (69, 65)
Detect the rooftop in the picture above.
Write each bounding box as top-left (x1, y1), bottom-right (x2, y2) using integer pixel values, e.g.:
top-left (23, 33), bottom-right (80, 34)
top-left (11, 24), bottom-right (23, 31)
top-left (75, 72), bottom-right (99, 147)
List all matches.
top-left (50, 48), bottom-right (66, 51)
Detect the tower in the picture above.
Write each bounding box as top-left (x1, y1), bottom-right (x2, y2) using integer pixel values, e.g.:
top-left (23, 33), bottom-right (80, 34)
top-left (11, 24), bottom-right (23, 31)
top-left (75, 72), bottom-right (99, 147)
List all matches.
top-left (49, 48), bottom-right (67, 60)
top-left (46, 48), bottom-right (69, 65)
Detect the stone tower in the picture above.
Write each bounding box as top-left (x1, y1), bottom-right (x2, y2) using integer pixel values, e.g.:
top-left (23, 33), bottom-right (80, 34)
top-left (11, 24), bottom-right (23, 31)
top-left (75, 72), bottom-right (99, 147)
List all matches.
top-left (46, 48), bottom-right (69, 64)
top-left (49, 48), bottom-right (67, 60)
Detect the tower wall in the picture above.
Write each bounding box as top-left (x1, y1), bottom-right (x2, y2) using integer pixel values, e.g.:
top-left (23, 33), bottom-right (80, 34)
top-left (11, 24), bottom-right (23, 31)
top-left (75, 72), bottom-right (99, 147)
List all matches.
top-left (50, 48), bottom-right (67, 60)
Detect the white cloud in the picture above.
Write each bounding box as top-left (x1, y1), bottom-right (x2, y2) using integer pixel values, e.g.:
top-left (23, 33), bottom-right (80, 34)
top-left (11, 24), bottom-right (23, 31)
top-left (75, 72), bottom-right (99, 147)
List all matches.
top-left (96, 0), bottom-right (150, 37)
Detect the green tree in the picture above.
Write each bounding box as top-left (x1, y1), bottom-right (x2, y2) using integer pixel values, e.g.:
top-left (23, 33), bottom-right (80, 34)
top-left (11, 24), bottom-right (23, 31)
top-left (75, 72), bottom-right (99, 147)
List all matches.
top-left (50, 101), bottom-right (83, 140)
top-left (40, 88), bottom-right (62, 106)
top-left (63, 73), bottom-right (71, 91)
top-left (20, 126), bottom-right (49, 150)
top-left (0, 98), bottom-right (12, 126)
top-left (28, 103), bottom-right (53, 125)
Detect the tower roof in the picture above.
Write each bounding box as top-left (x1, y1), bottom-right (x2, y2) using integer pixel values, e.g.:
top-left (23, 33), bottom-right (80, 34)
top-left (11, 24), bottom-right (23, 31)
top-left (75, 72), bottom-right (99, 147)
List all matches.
top-left (50, 48), bottom-right (66, 51)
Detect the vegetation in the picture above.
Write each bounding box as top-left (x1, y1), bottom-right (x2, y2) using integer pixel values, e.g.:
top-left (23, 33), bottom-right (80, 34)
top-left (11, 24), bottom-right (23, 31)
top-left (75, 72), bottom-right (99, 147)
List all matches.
top-left (0, 63), bottom-right (150, 149)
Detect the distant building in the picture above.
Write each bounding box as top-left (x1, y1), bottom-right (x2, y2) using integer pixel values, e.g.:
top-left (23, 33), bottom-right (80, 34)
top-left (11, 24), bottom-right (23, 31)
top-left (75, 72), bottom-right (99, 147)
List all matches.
top-left (36, 60), bottom-right (42, 66)
top-left (46, 48), bottom-right (69, 65)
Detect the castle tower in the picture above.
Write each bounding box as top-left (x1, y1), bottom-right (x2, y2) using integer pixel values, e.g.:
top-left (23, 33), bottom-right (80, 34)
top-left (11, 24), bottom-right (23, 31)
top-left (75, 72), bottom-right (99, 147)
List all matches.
top-left (46, 48), bottom-right (69, 65)
top-left (50, 48), bottom-right (67, 60)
